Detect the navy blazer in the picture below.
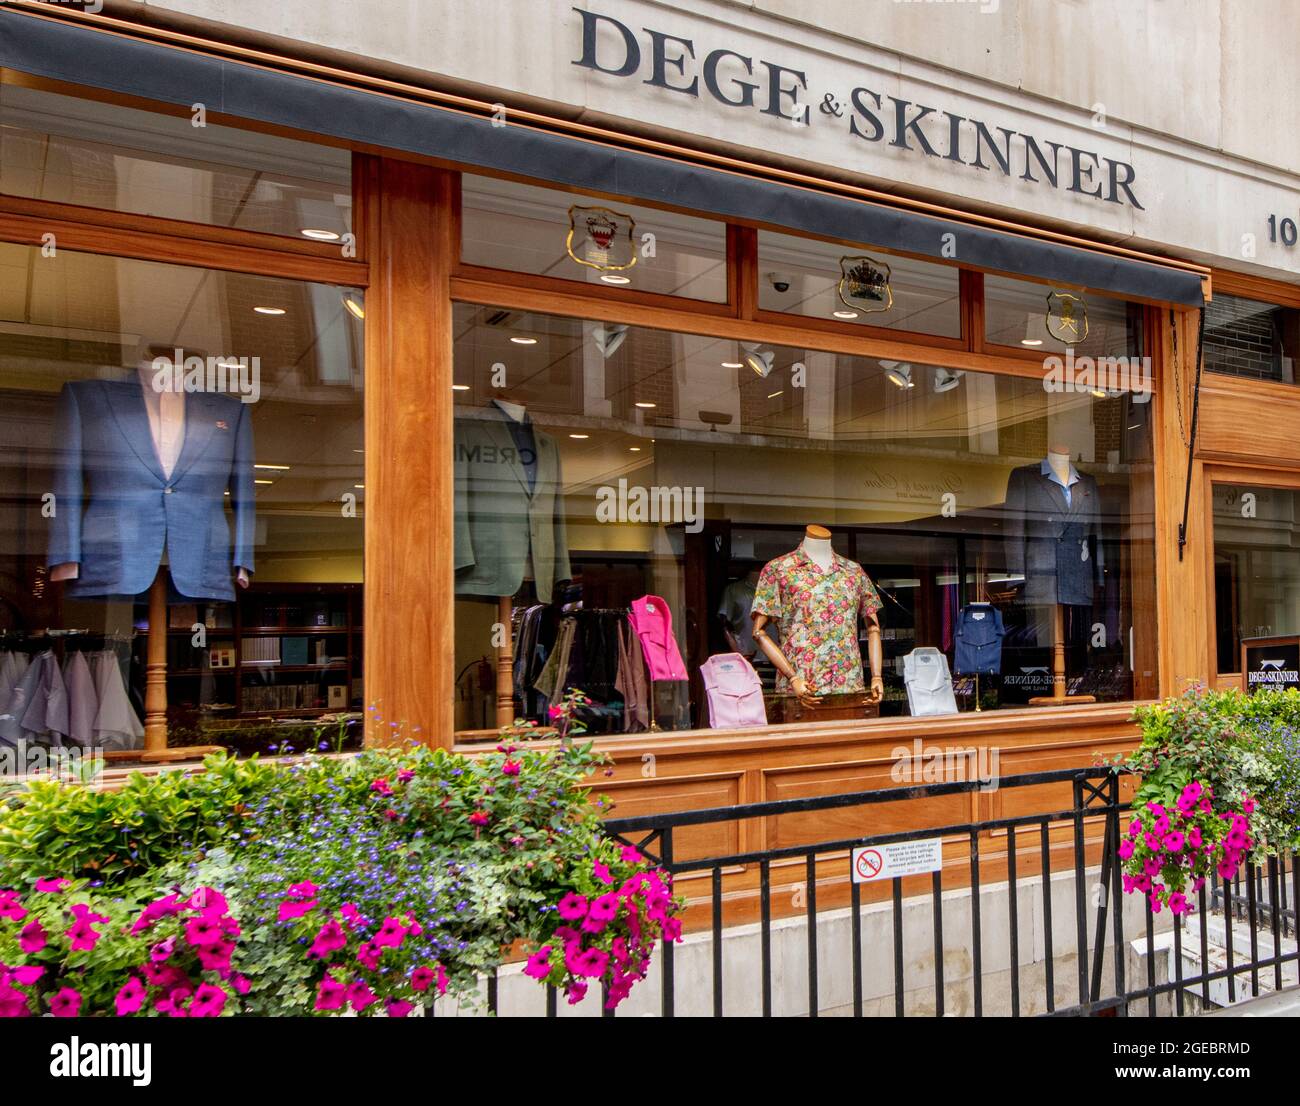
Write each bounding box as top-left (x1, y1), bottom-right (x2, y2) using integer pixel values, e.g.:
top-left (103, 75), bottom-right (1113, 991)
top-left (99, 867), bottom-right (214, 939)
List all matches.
top-left (1003, 462), bottom-right (1104, 607)
top-left (47, 380), bottom-right (256, 601)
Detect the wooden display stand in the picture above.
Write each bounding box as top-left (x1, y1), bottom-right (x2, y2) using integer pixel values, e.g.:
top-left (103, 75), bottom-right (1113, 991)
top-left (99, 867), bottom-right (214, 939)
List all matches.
top-left (135, 571), bottom-right (224, 763)
top-left (495, 594), bottom-right (515, 729)
top-left (1029, 604), bottom-right (1096, 707)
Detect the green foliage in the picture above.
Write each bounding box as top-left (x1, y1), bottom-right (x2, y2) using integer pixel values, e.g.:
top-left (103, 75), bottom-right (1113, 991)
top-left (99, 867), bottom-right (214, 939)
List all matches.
top-left (1128, 686), bottom-right (1300, 856)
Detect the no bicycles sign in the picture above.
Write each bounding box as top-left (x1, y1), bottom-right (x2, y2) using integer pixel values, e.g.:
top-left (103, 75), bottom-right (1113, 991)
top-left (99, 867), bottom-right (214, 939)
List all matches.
top-left (851, 839), bottom-right (943, 883)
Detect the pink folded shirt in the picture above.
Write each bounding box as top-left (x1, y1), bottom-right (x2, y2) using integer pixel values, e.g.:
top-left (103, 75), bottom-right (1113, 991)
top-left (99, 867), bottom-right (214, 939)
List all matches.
top-left (629, 595), bottom-right (689, 681)
top-left (700, 653), bottom-right (767, 728)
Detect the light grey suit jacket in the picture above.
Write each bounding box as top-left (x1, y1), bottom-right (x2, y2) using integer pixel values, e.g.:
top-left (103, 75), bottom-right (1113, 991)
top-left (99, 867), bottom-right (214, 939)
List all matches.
top-left (453, 408), bottom-right (571, 603)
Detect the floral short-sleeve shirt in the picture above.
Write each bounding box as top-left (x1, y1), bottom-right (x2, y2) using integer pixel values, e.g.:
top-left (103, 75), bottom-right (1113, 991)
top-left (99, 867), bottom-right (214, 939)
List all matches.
top-left (751, 548), bottom-right (882, 694)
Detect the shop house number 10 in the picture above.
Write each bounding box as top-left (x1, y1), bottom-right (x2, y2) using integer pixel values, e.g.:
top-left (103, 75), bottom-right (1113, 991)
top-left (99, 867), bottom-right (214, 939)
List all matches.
top-left (1266, 212), bottom-right (1299, 248)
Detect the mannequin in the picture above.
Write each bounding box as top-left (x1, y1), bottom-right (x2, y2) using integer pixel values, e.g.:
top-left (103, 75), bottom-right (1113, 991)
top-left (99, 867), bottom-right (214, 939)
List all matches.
top-left (46, 342), bottom-right (256, 756)
top-left (1002, 444), bottom-right (1102, 706)
top-left (455, 393), bottom-right (572, 725)
top-left (49, 352), bottom-right (251, 590)
top-left (718, 566), bottom-right (763, 657)
top-left (752, 525), bottom-right (884, 706)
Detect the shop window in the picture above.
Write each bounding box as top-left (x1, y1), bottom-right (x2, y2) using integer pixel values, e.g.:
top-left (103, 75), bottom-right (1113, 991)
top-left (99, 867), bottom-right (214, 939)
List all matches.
top-left (756, 231), bottom-right (961, 338)
top-left (1213, 484), bottom-right (1300, 673)
top-left (459, 173), bottom-right (728, 302)
top-left (451, 304), bottom-right (1157, 737)
top-left (984, 274), bottom-right (1142, 357)
top-left (0, 245), bottom-right (365, 756)
top-left (1203, 293), bottom-right (1299, 384)
top-left (0, 82), bottom-right (352, 241)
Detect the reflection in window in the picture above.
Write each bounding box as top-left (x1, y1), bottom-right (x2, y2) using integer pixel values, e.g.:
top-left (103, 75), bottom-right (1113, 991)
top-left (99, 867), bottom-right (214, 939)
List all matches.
top-left (757, 231), bottom-right (961, 338)
top-left (451, 305), bottom-right (1157, 736)
top-left (0, 82), bottom-right (352, 240)
top-left (0, 246), bottom-right (365, 756)
top-left (1204, 294), bottom-right (1299, 384)
top-left (1214, 484), bottom-right (1300, 672)
top-left (984, 274), bottom-right (1142, 357)
top-left (460, 174), bottom-right (728, 302)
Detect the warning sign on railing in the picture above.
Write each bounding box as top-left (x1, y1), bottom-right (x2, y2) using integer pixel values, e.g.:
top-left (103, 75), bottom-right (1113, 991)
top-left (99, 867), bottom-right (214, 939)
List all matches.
top-left (851, 839), bottom-right (943, 883)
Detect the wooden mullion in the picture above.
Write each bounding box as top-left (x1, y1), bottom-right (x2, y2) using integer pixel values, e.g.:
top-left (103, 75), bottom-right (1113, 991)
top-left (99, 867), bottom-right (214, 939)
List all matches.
top-left (730, 224), bottom-right (758, 320)
top-left (962, 269), bottom-right (986, 353)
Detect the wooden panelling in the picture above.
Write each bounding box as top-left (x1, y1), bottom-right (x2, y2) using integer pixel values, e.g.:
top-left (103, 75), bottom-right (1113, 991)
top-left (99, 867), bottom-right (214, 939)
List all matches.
top-left (760, 761), bottom-right (974, 853)
top-left (1197, 373), bottom-right (1300, 469)
top-left (599, 773), bottom-right (743, 866)
top-left (362, 158), bottom-right (456, 746)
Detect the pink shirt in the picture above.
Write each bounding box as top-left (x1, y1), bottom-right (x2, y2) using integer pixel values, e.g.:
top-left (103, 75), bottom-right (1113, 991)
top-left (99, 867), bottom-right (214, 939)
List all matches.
top-left (628, 595), bottom-right (688, 681)
top-left (699, 653), bottom-right (767, 728)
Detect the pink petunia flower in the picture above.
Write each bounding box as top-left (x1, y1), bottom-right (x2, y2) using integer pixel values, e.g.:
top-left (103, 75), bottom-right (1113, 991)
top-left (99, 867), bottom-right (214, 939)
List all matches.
top-left (185, 914), bottom-right (225, 947)
top-left (189, 983), bottom-right (227, 1018)
top-left (374, 917), bottom-right (407, 949)
top-left (524, 946), bottom-right (554, 980)
top-left (67, 920), bottom-right (101, 952)
top-left (315, 978), bottom-right (347, 1012)
top-left (48, 987), bottom-right (82, 1018)
top-left (347, 981), bottom-right (377, 1012)
top-left (115, 977), bottom-right (147, 1016)
top-left (310, 919), bottom-right (348, 959)
top-left (411, 966), bottom-right (435, 992)
top-left (33, 877), bottom-right (69, 893)
top-left (556, 893), bottom-right (588, 920)
top-left (18, 920), bottom-right (46, 954)
top-left (386, 999), bottom-right (414, 1018)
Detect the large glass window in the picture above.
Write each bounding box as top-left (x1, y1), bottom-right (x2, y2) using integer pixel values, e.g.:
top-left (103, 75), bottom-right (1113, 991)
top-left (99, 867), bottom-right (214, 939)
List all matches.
top-left (460, 174), bottom-right (728, 302)
top-left (0, 82), bottom-right (352, 241)
top-left (984, 275), bottom-right (1142, 357)
top-left (0, 246), bottom-right (365, 756)
top-left (756, 230), bottom-right (961, 338)
top-left (451, 305), bottom-right (1156, 735)
top-left (1204, 293), bottom-right (1299, 384)
top-left (1213, 484), bottom-right (1300, 673)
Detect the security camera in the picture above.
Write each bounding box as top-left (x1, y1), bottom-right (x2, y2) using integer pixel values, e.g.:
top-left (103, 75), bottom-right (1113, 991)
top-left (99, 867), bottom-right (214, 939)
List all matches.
top-left (767, 271), bottom-right (793, 294)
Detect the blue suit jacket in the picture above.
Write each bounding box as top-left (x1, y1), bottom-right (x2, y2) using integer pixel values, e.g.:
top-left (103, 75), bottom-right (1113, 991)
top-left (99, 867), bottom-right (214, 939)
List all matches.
top-left (1002, 463), bottom-right (1104, 607)
top-left (47, 380), bottom-right (256, 601)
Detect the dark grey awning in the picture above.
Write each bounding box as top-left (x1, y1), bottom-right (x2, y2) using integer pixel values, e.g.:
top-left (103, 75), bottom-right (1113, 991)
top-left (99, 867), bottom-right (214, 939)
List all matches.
top-left (0, 11), bottom-right (1205, 306)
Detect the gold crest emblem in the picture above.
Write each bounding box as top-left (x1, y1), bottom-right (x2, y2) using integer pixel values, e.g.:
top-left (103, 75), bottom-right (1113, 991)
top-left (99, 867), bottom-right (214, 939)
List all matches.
top-left (838, 255), bottom-right (894, 313)
top-left (566, 205), bottom-right (637, 271)
top-left (1046, 291), bottom-right (1089, 343)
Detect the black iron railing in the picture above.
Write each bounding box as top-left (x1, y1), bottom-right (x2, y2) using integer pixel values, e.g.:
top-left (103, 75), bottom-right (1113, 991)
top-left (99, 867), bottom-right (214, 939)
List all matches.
top-left (451, 766), bottom-right (1298, 1016)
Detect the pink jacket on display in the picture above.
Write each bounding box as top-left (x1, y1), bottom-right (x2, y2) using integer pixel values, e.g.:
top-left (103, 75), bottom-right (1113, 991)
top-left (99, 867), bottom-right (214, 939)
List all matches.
top-left (699, 652), bottom-right (767, 729)
top-left (628, 595), bottom-right (688, 681)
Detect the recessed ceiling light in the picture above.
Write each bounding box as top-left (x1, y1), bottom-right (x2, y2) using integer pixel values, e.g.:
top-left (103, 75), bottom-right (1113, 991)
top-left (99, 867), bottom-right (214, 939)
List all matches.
top-left (254, 306), bottom-right (286, 316)
top-left (343, 296), bottom-right (365, 321)
top-left (451, 384), bottom-right (470, 391)
top-left (833, 309), bottom-right (859, 320)
top-left (766, 390), bottom-right (783, 399)
top-left (569, 433), bottom-right (590, 439)
top-left (254, 479), bottom-right (274, 485)
top-left (354, 484), bottom-right (365, 490)
top-left (634, 401), bottom-right (656, 409)
top-left (600, 274), bottom-right (632, 285)
top-left (301, 228), bottom-right (341, 241)
top-left (629, 446), bottom-right (642, 452)
top-left (510, 336), bottom-right (538, 345)
top-left (721, 361), bottom-right (743, 369)
top-left (1021, 338), bottom-right (1043, 347)
top-left (254, 464), bottom-right (291, 471)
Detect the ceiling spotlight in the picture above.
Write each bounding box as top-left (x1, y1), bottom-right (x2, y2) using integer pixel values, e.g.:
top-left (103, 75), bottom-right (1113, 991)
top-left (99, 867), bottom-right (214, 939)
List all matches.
top-left (601, 274), bottom-right (632, 285)
top-left (881, 360), bottom-right (914, 389)
top-left (343, 295), bottom-right (365, 321)
top-left (510, 336), bottom-right (538, 345)
top-left (591, 324), bottom-right (628, 357)
top-left (833, 309), bottom-right (859, 320)
top-left (740, 342), bottom-right (775, 379)
top-left (933, 368), bottom-right (964, 393)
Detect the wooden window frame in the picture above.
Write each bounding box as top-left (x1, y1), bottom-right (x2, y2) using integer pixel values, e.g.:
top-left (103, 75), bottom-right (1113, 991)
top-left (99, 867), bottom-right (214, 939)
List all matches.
top-left (1202, 464), bottom-right (1300, 687)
